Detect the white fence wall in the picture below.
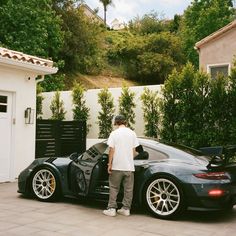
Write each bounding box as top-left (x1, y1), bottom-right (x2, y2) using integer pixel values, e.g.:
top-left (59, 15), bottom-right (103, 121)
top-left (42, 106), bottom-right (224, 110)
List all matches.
top-left (42, 85), bottom-right (162, 138)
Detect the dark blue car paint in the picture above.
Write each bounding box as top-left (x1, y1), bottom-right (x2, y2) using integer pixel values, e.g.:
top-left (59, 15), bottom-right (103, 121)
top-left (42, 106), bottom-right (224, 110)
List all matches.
top-left (18, 139), bottom-right (236, 211)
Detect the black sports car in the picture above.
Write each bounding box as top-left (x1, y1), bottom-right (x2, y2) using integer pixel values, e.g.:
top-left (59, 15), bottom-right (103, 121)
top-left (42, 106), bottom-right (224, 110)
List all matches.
top-left (18, 138), bottom-right (236, 219)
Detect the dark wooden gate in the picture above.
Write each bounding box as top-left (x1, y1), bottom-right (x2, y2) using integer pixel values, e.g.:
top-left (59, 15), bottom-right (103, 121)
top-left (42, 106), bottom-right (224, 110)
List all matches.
top-left (36, 120), bottom-right (86, 158)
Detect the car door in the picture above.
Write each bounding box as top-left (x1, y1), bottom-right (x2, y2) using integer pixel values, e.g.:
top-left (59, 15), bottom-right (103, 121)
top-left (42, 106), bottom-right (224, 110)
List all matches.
top-left (70, 143), bottom-right (108, 196)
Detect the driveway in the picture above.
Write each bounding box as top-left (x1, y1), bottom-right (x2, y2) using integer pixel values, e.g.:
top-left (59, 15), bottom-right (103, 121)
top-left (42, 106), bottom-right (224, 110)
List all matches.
top-left (0, 182), bottom-right (236, 236)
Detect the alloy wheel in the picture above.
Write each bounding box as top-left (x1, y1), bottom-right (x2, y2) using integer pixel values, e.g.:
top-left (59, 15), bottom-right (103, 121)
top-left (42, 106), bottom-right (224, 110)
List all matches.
top-left (32, 169), bottom-right (56, 200)
top-left (146, 178), bottom-right (181, 216)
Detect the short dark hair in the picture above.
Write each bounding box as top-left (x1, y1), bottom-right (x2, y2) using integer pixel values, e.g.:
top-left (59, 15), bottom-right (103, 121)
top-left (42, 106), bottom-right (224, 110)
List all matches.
top-left (114, 115), bottom-right (126, 126)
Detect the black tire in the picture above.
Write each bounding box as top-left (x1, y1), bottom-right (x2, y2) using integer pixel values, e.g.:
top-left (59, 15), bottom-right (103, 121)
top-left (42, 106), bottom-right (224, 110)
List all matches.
top-left (31, 167), bottom-right (60, 201)
top-left (144, 176), bottom-right (185, 219)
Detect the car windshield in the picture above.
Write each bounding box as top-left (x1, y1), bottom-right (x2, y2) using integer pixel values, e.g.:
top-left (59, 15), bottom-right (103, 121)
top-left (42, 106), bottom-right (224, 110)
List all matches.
top-left (79, 143), bottom-right (108, 161)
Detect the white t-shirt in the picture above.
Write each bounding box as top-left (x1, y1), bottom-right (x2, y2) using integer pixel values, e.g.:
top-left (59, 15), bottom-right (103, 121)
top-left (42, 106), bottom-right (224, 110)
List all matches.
top-left (107, 126), bottom-right (139, 171)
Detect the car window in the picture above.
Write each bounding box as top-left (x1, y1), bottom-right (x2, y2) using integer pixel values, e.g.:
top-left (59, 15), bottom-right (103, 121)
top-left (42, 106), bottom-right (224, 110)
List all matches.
top-left (142, 145), bottom-right (168, 161)
top-left (80, 143), bottom-right (108, 161)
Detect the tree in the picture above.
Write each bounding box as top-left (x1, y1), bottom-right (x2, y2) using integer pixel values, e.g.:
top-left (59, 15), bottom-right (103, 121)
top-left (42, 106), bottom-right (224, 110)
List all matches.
top-left (50, 91), bottom-right (66, 120)
top-left (129, 12), bottom-right (166, 35)
top-left (160, 69), bottom-right (182, 143)
top-left (228, 61), bottom-right (236, 144)
top-left (140, 88), bottom-right (160, 138)
top-left (99, 0), bottom-right (113, 26)
top-left (0, 0), bottom-right (65, 92)
top-left (169, 14), bottom-right (182, 33)
top-left (110, 31), bottom-right (185, 84)
top-left (179, 0), bottom-right (235, 67)
top-left (0, 0), bottom-right (63, 59)
top-left (118, 85), bottom-right (136, 129)
top-left (160, 62), bottom-right (235, 148)
top-left (97, 88), bottom-right (115, 138)
top-left (54, 4), bottom-right (104, 74)
top-left (72, 83), bottom-right (90, 134)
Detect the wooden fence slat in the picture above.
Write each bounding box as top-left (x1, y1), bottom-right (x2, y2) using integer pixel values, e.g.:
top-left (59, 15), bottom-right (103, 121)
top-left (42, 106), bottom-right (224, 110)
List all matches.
top-left (35, 120), bottom-right (86, 158)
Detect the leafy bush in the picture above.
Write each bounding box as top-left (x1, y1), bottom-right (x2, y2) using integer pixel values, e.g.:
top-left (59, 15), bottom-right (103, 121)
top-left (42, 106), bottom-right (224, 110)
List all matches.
top-left (160, 62), bottom-right (236, 148)
top-left (97, 88), bottom-right (115, 138)
top-left (118, 85), bottom-right (136, 129)
top-left (140, 88), bottom-right (160, 138)
top-left (72, 83), bottom-right (90, 134)
top-left (50, 91), bottom-right (66, 120)
top-left (108, 31), bottom-right (184, 84)
top-left (179, 0), bottom-right (235, 67)
top-left (40, 74), bottom-right (65, 92)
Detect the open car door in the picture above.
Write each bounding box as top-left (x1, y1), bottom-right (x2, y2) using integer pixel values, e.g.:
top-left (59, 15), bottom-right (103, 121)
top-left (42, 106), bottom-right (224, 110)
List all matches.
top-left (69, 143), bottom-right (109, 196)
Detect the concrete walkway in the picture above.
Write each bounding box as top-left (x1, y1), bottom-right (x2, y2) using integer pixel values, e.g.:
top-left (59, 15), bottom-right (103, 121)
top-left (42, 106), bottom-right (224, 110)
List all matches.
top-left (0, 182), bottom-right (236, 236)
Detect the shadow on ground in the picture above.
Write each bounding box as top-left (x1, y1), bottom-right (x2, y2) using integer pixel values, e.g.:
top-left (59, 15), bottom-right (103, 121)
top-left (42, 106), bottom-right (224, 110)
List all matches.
top-left (30, 195), bottom-right (236, 223)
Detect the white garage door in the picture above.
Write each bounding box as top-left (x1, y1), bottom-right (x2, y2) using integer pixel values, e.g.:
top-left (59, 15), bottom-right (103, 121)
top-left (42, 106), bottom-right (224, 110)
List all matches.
top-left (0, 91), bottom-right (13, 182)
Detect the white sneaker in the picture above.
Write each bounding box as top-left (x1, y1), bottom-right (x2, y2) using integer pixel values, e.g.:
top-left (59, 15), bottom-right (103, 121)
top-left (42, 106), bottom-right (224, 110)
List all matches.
top-left (117, 208), bottom-right (130, 216)
top-left (103, 208), bottom-right (116, 217)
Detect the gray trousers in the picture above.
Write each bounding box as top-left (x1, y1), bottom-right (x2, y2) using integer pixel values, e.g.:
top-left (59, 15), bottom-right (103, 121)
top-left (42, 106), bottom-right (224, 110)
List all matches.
top-left (108, 170), bottom-right (134, 210)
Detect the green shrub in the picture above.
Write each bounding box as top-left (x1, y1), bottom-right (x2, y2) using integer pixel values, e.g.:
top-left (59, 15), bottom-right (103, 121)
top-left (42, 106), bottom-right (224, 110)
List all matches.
top-left (97, 88), bottom-right (115, 138)
top-left (50, 91), bottom-right (66, 120)
top-left (160, 62), bottom-right (236, 148)
top-left (118, 85), bottom-right (136, 129)
top-left (140, 88), bottom-right (160, 138)
top-left (228, 61), bottom-right (236, 144)
top-left (72, 83), bottom-right (90, 134)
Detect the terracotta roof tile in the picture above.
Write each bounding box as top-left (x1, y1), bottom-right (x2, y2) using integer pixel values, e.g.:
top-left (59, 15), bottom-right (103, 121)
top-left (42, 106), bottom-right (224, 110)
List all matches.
top-left (0, 47), bottom-right (54, 68)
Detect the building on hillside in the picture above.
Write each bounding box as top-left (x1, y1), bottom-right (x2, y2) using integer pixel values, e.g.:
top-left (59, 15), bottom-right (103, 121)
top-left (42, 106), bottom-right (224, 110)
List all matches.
top-left (195, 20), bottom-right (236, 79)
top-left (0, 47), bottom-right (57, 182)
top-left (110, 18), bottom-right (126, 30)
top-left (79, 3), bottom-right (104, 26)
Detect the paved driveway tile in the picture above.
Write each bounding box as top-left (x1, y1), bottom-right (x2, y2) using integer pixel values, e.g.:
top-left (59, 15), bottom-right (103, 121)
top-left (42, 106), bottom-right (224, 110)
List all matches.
top-left (0, 182), bottom-right (236, 236)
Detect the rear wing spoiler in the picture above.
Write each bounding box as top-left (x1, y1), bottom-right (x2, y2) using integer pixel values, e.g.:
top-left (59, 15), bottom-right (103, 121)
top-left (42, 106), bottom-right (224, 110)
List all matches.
top-left (199, 145), bottom-right (236, 168)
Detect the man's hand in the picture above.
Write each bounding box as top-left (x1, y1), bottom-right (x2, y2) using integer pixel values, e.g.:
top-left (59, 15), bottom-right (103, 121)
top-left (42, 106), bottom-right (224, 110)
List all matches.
top-left (108, 147), bottom-right (114, 174)
top-left (107, 164), bottom-right (112, 174)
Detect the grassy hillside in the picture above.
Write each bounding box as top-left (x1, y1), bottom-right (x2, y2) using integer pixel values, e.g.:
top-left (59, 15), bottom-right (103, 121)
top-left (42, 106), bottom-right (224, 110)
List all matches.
top-left (64, 73), bottom-right (139, 90)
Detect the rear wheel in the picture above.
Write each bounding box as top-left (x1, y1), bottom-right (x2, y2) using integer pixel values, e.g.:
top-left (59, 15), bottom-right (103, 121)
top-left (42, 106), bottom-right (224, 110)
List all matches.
top-left (31, 168), bottom-right (59, 201)
top-left (144, 177), bottom-right (185, 219)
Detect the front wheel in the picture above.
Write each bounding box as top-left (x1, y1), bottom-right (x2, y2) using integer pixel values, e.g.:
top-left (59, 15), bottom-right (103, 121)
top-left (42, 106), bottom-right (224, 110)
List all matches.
top-left (31, 168), bottom-right (59, 201)
top-left (144, 177), bottom-right (185, 219)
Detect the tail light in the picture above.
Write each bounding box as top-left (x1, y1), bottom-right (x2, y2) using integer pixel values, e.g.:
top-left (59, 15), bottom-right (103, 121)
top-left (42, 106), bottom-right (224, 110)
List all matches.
top-left (193, 172), bottom-right (229, 180)
top-left (208, 189), bottom-right (224, 197)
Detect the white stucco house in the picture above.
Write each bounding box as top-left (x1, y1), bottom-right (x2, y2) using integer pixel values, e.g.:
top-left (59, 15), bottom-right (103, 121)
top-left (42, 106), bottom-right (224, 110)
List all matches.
top-left (110, 18), bottom-right (126, 30)
top-left (0, 47), bottom-right (57, 182)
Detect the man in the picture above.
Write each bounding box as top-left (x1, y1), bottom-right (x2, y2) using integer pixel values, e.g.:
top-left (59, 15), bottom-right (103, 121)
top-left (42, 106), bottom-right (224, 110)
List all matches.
top-left (103, 115), bottom-right (139, 217)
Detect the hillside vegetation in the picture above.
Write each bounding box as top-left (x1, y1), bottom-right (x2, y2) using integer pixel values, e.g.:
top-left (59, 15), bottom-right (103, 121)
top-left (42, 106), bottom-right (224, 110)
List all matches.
top-left (0, 0), bottom-right (235, 91)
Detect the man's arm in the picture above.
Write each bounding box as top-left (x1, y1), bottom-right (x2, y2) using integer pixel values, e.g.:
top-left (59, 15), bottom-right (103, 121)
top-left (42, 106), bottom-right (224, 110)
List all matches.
top-left (133, 148), bottom-right (137, 158)
top-left (108, 147), bottom-right (115, 174)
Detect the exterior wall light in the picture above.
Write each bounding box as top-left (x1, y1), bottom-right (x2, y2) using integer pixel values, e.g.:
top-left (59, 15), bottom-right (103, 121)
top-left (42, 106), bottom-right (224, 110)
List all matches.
top-left (24, 107), bottom-right (35, 124)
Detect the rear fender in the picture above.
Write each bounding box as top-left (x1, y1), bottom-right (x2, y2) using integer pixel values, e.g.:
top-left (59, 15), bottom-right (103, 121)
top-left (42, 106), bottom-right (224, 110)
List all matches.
top-left (137, 167), bottom-right (184, 206)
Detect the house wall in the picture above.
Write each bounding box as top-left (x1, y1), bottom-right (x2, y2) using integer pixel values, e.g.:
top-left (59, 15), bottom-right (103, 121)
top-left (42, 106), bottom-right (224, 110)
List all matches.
top-left (81, 5), bottom-right (103, 25)
top-left (199, 28), bottom-right (236, 72)
top-left (41, 85), bottom-right (162, 139)
top-left (0, 66), bottom-right (37, 180)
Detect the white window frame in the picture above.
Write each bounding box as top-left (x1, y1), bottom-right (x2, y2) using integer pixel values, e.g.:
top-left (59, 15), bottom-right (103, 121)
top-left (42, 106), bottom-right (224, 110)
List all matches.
top-left (207, 63), bottom-right (231, 78)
